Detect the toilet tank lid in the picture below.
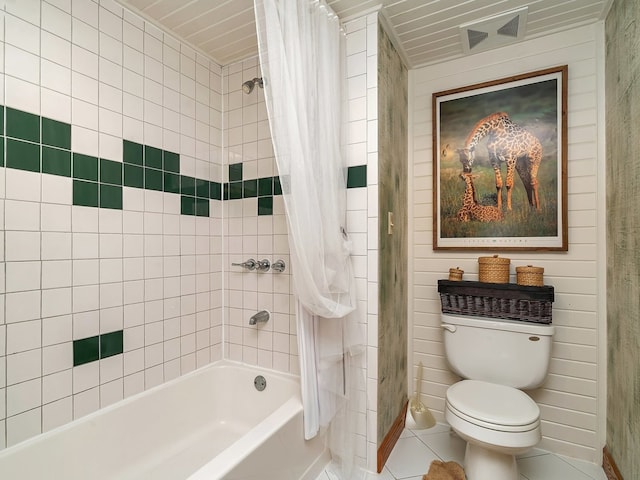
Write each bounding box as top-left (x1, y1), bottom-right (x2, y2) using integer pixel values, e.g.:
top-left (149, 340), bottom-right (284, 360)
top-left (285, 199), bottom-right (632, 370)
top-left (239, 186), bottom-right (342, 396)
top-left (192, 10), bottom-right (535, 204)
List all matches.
top-left (441, 314), bottom-right (554, 336)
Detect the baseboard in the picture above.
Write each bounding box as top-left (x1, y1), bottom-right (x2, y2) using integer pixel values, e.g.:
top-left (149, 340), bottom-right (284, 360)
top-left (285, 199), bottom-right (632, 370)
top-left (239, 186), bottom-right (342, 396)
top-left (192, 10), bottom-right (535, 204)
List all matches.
top-left (603, 446), bottom-right (623, 480)
top-left (377, 400), bottom-right (408, 473)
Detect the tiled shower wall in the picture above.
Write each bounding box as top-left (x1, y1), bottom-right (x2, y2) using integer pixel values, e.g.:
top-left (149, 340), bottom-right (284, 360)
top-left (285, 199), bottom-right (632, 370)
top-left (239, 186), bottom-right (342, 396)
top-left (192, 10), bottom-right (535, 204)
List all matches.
top-left (0, 0), bottom-right (224, 448)
top-left (0, 0), bottom-right (379, 471)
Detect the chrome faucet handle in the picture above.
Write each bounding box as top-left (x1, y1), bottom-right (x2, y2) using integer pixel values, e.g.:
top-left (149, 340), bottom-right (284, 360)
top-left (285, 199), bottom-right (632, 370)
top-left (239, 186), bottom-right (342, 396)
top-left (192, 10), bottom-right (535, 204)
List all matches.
top-left (256, 259), bottom-right (270, 272)
top-left (232, 258), bottom-right (257, 271)
top-left (272, 259), bottom-right (286, 273)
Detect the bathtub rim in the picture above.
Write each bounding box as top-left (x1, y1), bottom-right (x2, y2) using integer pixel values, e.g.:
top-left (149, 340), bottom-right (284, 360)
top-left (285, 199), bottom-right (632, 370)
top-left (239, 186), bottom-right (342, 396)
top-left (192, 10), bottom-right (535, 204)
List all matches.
top-left (0, 359), bottom-right (303, 460)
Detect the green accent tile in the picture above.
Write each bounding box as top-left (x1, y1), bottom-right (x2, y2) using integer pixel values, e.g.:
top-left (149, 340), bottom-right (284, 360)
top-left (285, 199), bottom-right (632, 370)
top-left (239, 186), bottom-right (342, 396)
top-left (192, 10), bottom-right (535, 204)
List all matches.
top-left (144, 145), bottom-right (163, 170)
top-left (258, 196), bottom-right (273, 216)
top-left (100, 184), bottom-right (123, 210)
top-left (229, 182), bottom-right (242, 200)
top-left (73, 180), bottom-right (99, 207)
top-left (195, 198), bottom-right (210, 217)
top-left (100, 330), bottom-right (123, 358)
top-left (42, 146), bottom-right (71, 177)
top-left (124, 163), bottom-right (144, 188)
top-left (0, 106), bottom-right (4, 134)
top-left (223, 183), bottom-right (229, 200)
top-left (145, 168), bottom-right (163, 191)
top-left (229, 163), bottom-right (243, 182)
top-left (0, 137), bottom-right (4, 167)
top-left (100, 158), bottom-right (123, 185)
top-left (243, 179), bottom-right (257, 198)
top-left (181, 175), bottom-right (196, 196)
top-left (123, 140), bottom-right (143, 165)
top-left (258, 177), bottom-right (273, 197)
top-left (42, 117), bottom-right (71, 150)
top-left (210, 181), bottom-right (222, 200)
top-left (73, 153), bottom-right (99, 181)
top-left (163, 150), bottom-right (180, 173)
top-left (6, 138), bottom-right (40, 172)
top-left (164, 172), bottom-right (181, 194)
top-left (73, 336), bottom-right (100, 366)
top-left (273, 176), bottom-right (282, 195)
top-left (347, 165), bottom-right (367, 188)
top-left (195, 179), bottom-right (209, 199)
top-left (181, 195), bottom-right (196, 216)
top-left (6, 107), bottom-right (40, 143)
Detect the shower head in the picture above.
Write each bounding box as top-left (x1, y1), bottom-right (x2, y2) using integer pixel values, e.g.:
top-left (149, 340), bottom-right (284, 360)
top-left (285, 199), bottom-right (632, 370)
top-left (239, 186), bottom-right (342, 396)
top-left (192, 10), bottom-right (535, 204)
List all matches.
top-left (242, 77), bottom-right (264, 94)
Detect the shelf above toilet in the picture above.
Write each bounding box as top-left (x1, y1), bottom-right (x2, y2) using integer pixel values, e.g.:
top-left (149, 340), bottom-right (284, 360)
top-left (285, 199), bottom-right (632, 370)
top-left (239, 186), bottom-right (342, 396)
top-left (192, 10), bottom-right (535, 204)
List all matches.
top-left (437, 280), bottom-right (554, 324)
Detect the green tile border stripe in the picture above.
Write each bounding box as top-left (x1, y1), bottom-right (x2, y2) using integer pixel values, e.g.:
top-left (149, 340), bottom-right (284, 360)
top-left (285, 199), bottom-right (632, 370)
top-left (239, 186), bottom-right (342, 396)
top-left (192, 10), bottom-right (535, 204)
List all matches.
top-left (1, 105), bottom-right (366, 219)
top-left (73, 330), bottom-right (124, 367)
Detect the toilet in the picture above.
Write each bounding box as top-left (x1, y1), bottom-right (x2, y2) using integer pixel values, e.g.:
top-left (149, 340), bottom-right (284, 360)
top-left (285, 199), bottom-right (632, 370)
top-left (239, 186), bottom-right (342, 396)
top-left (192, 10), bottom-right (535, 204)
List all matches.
top-left (441, 313), bottom-right (554, 480)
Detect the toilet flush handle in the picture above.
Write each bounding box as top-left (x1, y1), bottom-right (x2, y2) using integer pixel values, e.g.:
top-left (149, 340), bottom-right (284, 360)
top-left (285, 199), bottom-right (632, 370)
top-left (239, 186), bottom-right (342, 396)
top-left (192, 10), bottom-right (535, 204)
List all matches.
top-left (441, 324), bottom-right (457, 333)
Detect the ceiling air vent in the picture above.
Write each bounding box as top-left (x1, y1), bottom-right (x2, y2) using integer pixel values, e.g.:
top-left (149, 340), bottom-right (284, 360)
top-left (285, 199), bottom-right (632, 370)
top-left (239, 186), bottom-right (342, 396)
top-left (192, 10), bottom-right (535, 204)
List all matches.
top-left (460, 7), bottom-right (528, 55)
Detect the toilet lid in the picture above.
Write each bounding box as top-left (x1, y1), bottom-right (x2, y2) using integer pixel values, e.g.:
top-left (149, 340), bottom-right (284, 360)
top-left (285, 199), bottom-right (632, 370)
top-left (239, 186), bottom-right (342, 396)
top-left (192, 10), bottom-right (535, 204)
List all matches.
top-left (446, 380), bottom-right (539, 427)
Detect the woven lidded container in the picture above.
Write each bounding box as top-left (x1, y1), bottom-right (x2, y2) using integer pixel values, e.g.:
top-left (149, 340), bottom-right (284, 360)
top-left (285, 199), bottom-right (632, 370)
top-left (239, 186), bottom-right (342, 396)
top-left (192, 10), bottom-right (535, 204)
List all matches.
top-left (516, 265), bottom-right (544, 286)
top-left (478, 255), bottom-right (510, 283)
top-left (448, 267), bottom-right (464, 281)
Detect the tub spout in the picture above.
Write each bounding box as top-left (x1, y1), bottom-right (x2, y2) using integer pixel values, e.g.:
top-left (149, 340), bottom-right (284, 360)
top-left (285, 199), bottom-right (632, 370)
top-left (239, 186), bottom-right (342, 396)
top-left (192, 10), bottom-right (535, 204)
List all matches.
top-left (249, 310), bottom-right (270, 325)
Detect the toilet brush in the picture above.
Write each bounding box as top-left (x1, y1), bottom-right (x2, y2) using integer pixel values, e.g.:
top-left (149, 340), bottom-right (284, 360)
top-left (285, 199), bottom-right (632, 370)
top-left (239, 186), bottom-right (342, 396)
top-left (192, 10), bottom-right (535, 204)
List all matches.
top-left (409, 361), bottom-right (436, 429)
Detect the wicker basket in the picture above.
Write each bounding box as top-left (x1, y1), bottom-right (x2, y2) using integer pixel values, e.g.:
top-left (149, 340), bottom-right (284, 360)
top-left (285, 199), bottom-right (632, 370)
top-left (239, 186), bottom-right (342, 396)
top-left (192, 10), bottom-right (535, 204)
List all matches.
top-left (478, 255), bottom-right (510, 283)
top-left (438, 280), bottom-right (554, 324)
top-left (448, 267), bottom-right (464, 281)
top-left (516, 265), bottom-right (544, 286)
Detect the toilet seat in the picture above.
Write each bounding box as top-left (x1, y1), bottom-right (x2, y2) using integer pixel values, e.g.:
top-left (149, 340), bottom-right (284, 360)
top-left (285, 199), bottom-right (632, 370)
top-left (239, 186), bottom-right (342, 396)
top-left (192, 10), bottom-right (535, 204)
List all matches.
top-left (446, 380), bottom-right (540, 432)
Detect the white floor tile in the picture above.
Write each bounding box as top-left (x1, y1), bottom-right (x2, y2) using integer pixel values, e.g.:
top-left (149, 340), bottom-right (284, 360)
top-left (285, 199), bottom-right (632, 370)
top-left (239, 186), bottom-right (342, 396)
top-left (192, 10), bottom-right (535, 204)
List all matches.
top-left (415, 430), bottom-right (466, 465)
top-left (317, 424), bottom-right (606, 480)
top-left (558, 455), bottom-right (607, 480)
top-left (518, 453), bottom-right (595, 480)
top-left (384, 436), bottom-right (440, 479)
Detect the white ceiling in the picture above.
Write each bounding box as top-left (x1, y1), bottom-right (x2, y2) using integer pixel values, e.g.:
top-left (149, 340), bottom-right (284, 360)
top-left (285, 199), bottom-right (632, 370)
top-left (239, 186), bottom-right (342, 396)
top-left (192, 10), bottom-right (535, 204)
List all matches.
top-left (117, 0), bottom-right (613, 68)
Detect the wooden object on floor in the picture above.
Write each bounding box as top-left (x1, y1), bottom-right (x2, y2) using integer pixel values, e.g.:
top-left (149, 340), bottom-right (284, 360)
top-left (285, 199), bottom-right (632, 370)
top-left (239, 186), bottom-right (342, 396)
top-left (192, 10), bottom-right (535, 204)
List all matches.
top-left (377, 400), bottom-right (408, 473)
top-left (603, 446), bottom-right (624, 480)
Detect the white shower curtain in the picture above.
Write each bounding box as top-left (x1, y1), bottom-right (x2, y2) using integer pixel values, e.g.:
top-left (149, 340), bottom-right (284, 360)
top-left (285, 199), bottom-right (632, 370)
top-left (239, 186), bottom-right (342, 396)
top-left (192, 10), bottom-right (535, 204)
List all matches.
top-left (254, 0), bottom-right (364, 477)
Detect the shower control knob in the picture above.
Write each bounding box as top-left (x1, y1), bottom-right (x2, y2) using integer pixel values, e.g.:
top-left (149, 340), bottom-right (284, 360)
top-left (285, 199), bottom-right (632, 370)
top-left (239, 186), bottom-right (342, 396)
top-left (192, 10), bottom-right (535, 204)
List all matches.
top-left (256, 259), bottom-right (271, 272)
top-left (232, 259), bottom-right (257, 271)
top-left (272, 259), bottom-right (286, 273)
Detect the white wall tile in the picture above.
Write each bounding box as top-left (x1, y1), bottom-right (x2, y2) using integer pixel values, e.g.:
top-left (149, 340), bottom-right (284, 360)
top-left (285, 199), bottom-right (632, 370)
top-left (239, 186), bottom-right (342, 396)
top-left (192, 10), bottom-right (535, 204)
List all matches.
top-left (7, 349), bottom-right (42, 386)
top-left (5, 44), bottom-right (40, 84)
top-left (72, 44), bottom-right (99, 79)
top-left (99, 6), bottom-right (122, 40)
top-left (6, 320), bottom-right (41, 355)
top-left (42, 3), bottom-right (72, 41)
top-left (71, 0), bottom-right (99, 28)
top-left (6, 407), bottom-right (41, 447)
top-left (42, 314), bottom-right (73, 345)
top-left (42, 397), bottom-right (73, 432)
top-left (5, 15), bottom-right (40, 54)
top-left (42, 261), bottom-right (72, 289)
top-left (72, 18), bottom-right (99, 53)
top-left (42, 342), bottom-right (72, 375)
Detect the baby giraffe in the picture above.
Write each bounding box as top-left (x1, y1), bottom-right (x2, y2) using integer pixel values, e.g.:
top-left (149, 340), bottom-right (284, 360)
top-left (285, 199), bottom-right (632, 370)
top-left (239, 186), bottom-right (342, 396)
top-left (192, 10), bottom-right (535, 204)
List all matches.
top-left (457, 172), bottom-right (504, 222)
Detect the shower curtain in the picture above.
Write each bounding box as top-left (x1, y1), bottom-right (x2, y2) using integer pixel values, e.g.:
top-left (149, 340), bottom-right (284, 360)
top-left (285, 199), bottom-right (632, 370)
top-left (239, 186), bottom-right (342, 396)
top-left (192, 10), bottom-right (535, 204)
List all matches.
top-left (254, 0), bottom-right (364, 477)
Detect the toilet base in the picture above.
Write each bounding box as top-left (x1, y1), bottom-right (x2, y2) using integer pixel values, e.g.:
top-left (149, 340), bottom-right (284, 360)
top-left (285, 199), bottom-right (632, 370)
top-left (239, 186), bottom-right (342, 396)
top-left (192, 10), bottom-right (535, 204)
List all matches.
top-left (464, 442), bottom-right (518, 480)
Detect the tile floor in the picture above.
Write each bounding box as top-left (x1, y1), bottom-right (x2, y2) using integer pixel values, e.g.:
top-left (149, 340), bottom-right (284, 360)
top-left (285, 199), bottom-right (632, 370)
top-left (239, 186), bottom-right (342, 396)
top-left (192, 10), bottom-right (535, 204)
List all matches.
top-left (315, 423), bottom-right (608, 480)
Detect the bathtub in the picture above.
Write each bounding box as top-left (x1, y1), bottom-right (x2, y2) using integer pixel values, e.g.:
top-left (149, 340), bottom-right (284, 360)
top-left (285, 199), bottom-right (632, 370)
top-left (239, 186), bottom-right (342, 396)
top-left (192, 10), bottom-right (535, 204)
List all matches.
top-left (0, 360), bottom-right (329, 479)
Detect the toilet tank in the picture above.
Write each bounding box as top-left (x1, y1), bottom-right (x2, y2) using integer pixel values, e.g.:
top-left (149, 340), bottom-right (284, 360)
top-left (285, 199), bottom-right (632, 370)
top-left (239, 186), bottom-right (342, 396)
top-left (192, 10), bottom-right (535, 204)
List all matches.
top-left (441, 314), bottom-right (554, 389)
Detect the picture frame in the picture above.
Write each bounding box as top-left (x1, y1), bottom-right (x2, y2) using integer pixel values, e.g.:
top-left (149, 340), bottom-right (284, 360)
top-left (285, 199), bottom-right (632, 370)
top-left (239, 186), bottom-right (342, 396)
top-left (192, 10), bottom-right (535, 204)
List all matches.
top-left (432, 65), bottom-right (568, 251)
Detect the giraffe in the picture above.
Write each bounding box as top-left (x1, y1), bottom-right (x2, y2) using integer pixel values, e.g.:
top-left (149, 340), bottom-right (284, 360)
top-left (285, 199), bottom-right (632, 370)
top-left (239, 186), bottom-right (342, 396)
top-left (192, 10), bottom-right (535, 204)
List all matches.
top-left (456, 172), bottom-right (504, 222)
top-left (456, 112), bottom-right (542, 211)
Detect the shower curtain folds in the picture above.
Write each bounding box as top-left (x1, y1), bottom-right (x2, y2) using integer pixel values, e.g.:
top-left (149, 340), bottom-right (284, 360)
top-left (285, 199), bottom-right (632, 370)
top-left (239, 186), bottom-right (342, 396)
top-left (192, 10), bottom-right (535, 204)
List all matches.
top-left (254, 0), bottom-right (364, 478)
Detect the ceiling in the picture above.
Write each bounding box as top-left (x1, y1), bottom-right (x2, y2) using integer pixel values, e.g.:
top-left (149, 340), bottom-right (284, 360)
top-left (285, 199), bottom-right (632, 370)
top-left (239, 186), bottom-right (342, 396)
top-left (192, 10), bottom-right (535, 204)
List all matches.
top-left (117, 0), bottom-right (613, 68)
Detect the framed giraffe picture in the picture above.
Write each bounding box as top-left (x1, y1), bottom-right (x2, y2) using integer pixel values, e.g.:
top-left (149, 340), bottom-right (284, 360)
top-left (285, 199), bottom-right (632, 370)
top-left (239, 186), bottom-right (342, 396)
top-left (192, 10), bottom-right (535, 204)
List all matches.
top-left (432, 65), bottom-right (568, 251)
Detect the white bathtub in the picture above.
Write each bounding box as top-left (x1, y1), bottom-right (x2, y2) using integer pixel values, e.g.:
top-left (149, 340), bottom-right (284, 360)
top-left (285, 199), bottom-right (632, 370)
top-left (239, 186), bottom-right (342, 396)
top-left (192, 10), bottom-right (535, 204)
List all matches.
top-left (0, 360), bottom-right (329, 479)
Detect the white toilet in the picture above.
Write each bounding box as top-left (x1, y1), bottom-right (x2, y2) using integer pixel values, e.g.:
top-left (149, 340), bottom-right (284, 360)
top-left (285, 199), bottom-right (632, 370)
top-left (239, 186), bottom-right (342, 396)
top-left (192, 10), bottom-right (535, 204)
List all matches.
top-left (441, 313), bottom-right (554, 480)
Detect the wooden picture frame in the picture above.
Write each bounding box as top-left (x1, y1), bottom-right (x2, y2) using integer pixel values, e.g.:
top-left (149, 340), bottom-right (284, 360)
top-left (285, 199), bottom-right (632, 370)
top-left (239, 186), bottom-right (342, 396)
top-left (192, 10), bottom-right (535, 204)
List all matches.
top-left (432, 65), bottom-right (568, 251)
